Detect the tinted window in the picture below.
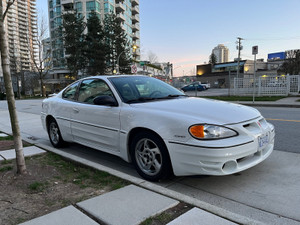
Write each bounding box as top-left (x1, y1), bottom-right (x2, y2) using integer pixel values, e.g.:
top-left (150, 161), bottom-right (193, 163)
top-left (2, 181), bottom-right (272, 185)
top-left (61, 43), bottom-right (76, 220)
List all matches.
top-left (109, 76), bottom-right (184, 102)
top-left (78, 79), bottom-right (114, 104)
top-left (62, 81), bottom-right (79, 100)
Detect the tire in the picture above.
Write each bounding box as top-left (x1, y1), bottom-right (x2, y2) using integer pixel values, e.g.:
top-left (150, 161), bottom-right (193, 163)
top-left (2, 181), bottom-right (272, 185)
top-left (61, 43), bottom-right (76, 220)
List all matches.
top-left (130, 131), bottom-right (172, 181)
top-left (47, 118), bottom-right (66, 148)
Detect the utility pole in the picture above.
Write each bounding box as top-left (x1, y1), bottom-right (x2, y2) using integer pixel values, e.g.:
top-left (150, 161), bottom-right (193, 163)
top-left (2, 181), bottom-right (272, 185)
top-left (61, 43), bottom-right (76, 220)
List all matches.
top-left (236, 37), bottom-right (243, 79)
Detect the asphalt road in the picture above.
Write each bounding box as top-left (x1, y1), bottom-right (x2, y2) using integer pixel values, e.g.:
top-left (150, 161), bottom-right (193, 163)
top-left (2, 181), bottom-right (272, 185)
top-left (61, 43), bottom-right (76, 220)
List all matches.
top-left (256, 107), bottom-right (300, 153)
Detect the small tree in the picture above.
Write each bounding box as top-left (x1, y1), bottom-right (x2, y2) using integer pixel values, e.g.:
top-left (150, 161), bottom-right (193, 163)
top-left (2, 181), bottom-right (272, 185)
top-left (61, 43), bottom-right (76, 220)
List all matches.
top-left (62, 11), bottom-right (86, 79)
top-left (281, 50), bottom-right (300, 75)
top-left (104, 14), bottom-right (131, 74)
top-left (209, 53), bottom-right (217, 65)
top-left (0, 0), bottom-right (26, 174)
top-left (148, 50), bottom-right (158, 64)
top-left (85, 11), bottom-right (107, 75)
top-left (31, 14), bottom-right (51, 97)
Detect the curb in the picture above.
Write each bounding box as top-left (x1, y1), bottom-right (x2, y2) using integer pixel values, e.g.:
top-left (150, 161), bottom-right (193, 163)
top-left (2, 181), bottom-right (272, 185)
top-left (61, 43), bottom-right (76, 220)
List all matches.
top-left (35, 142), bottom-right (265, 225)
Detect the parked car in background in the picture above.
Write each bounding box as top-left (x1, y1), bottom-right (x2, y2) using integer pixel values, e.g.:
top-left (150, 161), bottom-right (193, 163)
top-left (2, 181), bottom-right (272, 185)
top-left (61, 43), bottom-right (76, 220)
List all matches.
top-left (181, 83), bottom-right (206, 92)
top-left (41, 75), bottom-right (274, 181)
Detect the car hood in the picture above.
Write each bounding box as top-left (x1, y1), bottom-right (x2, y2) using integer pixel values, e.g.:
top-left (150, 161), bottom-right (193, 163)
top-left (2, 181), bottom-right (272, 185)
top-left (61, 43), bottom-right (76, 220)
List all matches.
top-left (130, 97), bottom-right (260, 124)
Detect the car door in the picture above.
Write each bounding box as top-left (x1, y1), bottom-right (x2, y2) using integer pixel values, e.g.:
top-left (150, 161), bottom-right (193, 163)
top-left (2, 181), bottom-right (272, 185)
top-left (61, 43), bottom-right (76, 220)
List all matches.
top-left (70, 78), bottom-right (121, 153)
top-left (55, 81), bottom-right (80, 142)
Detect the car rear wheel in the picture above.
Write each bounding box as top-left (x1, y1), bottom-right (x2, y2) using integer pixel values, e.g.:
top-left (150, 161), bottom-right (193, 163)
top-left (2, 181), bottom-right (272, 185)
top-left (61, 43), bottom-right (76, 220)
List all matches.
top-left (130, 131), bottom-right (172, 181)
top-left (48, 118), bottom-right (66, 148)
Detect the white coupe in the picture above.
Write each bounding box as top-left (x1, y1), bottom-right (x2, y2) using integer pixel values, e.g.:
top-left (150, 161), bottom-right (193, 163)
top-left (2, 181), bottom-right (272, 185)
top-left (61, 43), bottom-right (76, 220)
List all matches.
top-left (41, 75), bottom-right (275, 181)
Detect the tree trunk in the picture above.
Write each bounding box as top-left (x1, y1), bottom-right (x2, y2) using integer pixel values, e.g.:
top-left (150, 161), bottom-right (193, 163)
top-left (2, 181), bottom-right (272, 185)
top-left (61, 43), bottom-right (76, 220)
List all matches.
top-left (40, 73), bottom-right (44, 97)
top-left (0, 2), bottom-right (26, 174)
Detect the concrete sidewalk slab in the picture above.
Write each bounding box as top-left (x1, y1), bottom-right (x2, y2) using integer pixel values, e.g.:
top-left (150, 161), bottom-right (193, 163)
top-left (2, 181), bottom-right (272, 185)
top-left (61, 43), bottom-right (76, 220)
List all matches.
top-left (0, 146), bottom-right (46, 161)
top-left (167, 207), bottom-right (238, 225)
top-left (77, 184), bottom-right (179, 225)
top-left (19, 206), bottom-right (99, 225)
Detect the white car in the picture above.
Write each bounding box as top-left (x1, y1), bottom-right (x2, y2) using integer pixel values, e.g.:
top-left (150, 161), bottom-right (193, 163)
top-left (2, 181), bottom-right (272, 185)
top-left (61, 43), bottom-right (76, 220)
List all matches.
top-left (41, 75), bottom-right (275, 181)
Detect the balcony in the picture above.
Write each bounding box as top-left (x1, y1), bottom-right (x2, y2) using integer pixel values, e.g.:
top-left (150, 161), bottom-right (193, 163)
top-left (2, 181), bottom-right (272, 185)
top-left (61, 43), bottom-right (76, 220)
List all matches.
top-left (132, 14), bottom-right (139, 23)
top-left (132, 6), bottom-right (139, 15)
top-left (132, 32), bottom-right (140, 40)
top-left (116, 13), bottom-right (125, 22)
top-left (116, 3), bottom-right (125, 13)
top-left (132, 23), bottom-right (139, 31)
top-left (131, 0), bottom-right (139, 7)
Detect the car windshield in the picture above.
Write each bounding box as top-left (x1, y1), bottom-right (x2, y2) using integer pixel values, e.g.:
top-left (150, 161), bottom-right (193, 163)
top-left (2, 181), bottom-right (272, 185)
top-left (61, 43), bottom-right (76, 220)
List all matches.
top-left (109, 76), bottom-right (187, 103)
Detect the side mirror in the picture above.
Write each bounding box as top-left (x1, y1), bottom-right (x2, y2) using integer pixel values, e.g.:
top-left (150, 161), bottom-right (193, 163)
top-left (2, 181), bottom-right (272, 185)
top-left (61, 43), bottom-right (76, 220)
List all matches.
top-left (93, 95), bottom-right (118, 106)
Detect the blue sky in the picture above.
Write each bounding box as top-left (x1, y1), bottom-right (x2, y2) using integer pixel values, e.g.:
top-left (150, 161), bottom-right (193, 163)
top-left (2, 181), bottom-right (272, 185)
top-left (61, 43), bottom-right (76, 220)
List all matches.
top-left (37, 0), bottom-right (300, 76)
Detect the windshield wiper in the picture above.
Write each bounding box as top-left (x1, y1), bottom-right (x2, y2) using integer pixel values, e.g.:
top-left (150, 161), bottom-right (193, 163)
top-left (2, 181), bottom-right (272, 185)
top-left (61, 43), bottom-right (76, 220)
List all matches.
top-left (167, 94), bottom-right (188, 97)
top-left (156, 94), bottom-right (188, 99)
top-left (125, 97), bottom-right (155, 104)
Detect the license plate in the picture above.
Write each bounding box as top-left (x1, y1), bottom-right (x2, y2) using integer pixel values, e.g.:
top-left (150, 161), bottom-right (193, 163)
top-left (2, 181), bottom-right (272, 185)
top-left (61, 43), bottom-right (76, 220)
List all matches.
top-left (258, 132), bottom-right (269, 150)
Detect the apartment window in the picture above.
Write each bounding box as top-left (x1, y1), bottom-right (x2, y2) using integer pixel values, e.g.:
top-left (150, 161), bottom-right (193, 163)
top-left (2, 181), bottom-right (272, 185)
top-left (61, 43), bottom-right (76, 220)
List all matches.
top-left (104, 3), bottom-right (114, 13)
top-left (49, 0), bottom-right (53, 8)
top-left (50, 10), bottom-right (54, 18)
top-left (55, 17), bottom-right (62, 26)
top-left (53, 6), bottom-right (61, 17)
top-left (96, 1), bottom-right (100, 11)
top-left (86, 1), bottom-right (95, 11)
top-left (75, 2), bottom-right (82, 11)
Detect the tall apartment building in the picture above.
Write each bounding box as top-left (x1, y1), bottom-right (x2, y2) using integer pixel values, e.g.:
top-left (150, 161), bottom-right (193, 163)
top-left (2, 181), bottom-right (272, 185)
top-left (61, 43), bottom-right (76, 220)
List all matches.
top-left (0, 0), bottom-right (38, 92)
top-left (48, 0), bottom-right (140, 78)
top-left (212, 44), bottom-right (229, 63)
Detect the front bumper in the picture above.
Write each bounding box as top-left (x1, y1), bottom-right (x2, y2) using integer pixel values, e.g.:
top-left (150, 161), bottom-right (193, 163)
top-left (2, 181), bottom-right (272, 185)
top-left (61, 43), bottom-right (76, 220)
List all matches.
top-left (166, 119), bottom-right (275, 176)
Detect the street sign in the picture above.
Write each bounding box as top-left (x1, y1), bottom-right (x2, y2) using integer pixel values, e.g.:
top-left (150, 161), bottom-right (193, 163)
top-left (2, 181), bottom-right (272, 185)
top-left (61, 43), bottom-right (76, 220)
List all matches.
top-left (131, 65), bottom-right (137, 73)
top-left (252, 46), bottom-right (258, 55)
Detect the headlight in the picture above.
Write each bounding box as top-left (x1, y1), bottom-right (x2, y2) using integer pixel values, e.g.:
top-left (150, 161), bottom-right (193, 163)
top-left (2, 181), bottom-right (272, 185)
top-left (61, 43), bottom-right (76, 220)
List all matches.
top-left (189, 124), bottom-right (238, 140)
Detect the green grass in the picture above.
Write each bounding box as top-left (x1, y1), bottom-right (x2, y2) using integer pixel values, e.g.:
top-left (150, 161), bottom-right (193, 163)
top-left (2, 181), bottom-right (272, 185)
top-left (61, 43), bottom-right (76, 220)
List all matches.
top-left (202, 96), bottom-right (286, 101)
top-left (39, 153), bottom-right (129, 190)
top-left (0, 135), bottom-right (14, 141)
top-left (1, 159), bottom-right (13, 165)
top-left (140, 212), bottom-right (173, 225)
top-left (28, 181), bottom-right (49, 192)
top-left (0, 165), bottom-right (13, 172)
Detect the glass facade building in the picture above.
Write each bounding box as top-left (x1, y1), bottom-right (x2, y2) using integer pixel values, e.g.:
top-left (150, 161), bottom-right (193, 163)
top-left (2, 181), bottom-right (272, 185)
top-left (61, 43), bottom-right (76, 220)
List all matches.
top-left (48, 0), bottom-right (140, 72)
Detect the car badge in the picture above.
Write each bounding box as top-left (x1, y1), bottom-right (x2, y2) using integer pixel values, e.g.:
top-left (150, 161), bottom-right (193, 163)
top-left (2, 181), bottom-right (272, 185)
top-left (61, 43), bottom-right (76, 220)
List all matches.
top-left (257, 121), bottom-right (262, 128)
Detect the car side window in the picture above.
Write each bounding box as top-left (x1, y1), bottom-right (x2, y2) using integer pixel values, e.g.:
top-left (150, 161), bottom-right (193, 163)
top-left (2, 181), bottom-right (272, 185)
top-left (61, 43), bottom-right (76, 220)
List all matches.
top-left (78, 79), bottom-right (114, 104)
top-left (62, 82), bottom-right (79, 100)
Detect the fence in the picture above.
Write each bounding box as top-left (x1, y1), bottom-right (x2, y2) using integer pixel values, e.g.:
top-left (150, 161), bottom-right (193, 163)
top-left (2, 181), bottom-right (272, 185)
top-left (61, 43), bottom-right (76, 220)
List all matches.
top-left (231, 75), bottom-right (300, 96)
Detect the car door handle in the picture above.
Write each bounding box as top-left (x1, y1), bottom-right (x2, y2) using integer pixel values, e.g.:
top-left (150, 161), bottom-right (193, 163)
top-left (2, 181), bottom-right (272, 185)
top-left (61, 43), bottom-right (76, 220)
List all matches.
top-left (73, 108), bottom-right (79, 113)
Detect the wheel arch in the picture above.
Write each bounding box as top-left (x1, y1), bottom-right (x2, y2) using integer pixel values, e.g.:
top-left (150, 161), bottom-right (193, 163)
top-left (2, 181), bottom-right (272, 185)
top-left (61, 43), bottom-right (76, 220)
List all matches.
top-left (45, 115), bottom-right (56, 131)
top-left (127, 127), bottom-right (172, 166)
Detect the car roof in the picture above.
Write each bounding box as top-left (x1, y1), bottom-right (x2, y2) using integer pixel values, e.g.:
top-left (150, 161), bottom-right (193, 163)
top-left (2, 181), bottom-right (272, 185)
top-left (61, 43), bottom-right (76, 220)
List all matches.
top-left (83, 75), bottom-right (147, 80)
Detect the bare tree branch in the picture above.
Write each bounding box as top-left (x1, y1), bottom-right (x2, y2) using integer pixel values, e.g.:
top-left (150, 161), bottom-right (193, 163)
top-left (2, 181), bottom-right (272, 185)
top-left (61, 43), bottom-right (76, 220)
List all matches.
top-left (3, 0), bottom-right (16, 19)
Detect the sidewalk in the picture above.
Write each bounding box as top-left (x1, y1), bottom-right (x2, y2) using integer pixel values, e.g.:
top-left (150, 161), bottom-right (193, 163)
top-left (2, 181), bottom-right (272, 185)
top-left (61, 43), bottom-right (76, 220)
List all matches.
top-left (232, 96), bottom-right (300, 108)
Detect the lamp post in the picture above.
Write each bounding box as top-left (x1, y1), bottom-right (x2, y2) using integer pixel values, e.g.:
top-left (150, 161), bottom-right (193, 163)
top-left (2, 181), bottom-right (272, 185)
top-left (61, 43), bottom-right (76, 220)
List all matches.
top-left (116, 50), bottom-right (125, 74)
top-left (116, 44), bottom-right (138, 74)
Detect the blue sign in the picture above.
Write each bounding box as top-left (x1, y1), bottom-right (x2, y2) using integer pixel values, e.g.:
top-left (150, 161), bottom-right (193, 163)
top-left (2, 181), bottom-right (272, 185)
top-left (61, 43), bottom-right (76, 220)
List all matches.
top-left (268, 52), bottom-right (285, 61)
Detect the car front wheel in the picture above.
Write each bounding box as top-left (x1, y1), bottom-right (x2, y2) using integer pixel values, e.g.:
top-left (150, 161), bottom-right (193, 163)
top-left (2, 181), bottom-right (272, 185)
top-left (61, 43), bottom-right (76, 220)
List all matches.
top-left (130, 131), bottom-right (172, 181)
top-left (47, 118), bottom-right (66, 148)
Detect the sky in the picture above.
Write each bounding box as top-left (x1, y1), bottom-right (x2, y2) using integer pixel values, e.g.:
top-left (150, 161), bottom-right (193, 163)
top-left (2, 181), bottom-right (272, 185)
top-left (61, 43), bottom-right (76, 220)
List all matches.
top-left (36, 0), bottom-right (300, 77)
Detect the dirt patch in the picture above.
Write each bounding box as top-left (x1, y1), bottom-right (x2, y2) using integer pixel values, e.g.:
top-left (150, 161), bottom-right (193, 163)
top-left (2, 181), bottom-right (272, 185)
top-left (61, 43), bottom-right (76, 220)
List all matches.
top-left (0, 153), bottom-right (129, 225)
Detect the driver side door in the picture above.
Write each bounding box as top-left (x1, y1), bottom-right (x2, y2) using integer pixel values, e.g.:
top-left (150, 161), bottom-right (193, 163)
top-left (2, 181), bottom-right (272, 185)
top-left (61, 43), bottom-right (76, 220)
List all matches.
top-left (71, 78), bottom-right (121, 153)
